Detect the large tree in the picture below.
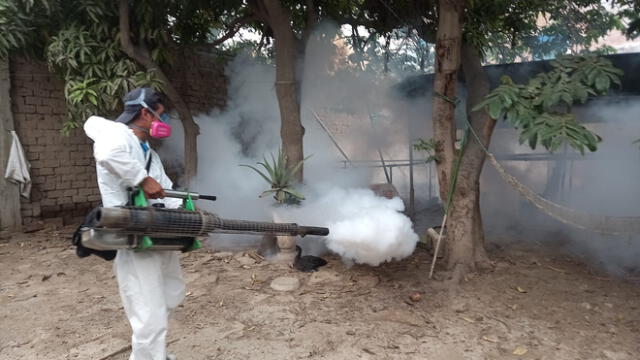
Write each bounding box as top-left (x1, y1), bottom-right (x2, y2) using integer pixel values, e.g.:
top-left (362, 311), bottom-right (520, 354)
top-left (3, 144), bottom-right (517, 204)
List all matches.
top-left (0, 0), bottom-right (243, 182)
top-left (246, 0), bottom-right (310, 182)
top-left (618, 0), bottom-right (640, 38)
top-left (430, 0), bottom-right (623, 277)
top-left (359, 0), bottom-right (624, 277)
top-left (225, 0), bottom-right (363, 182)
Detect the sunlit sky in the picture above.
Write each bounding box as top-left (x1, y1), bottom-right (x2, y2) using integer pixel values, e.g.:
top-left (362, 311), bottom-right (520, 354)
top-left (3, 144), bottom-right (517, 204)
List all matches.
top-left (230, 7), bottom-right (640, 60)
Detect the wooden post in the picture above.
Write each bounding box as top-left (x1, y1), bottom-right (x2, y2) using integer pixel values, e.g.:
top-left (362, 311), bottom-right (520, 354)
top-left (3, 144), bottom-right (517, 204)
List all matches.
top-left (0, 58), bottom-right (22, 233)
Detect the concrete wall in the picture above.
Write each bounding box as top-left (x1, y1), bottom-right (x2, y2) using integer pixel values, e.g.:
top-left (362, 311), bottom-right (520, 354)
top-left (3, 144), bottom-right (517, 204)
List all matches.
top-left (6, 51), bottom-right (227, 231)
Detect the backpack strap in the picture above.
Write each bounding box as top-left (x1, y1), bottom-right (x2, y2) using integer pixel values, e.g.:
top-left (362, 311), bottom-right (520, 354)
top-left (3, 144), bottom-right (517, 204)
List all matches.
top-left (145, 151), bottom-right (153, 173)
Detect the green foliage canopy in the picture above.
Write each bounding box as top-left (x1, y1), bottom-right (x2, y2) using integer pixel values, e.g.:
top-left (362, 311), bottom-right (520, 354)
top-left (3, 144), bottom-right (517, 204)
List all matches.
top-left (473, 55), bottom-right (623, 154)
top-left (0, 0), bottom-right (238, 133)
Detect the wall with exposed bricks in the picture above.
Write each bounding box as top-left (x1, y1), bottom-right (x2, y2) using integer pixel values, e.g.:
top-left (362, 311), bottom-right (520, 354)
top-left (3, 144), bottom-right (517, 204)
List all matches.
top-left (8, 51), bottom-right (227, 231)
top-left (167, 48), bottom-right (228, 113)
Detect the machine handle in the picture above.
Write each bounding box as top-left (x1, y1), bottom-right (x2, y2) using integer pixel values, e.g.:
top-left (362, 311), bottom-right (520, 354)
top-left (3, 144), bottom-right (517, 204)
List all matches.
top-left (127, 187), bottom-right (217, 202)
top-left (164, 189), bottom-right (217, 201)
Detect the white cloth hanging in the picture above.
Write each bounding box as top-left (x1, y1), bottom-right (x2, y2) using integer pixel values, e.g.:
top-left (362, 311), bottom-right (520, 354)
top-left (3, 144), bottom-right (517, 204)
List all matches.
top-left (4, 130), bottom-right (31, 198)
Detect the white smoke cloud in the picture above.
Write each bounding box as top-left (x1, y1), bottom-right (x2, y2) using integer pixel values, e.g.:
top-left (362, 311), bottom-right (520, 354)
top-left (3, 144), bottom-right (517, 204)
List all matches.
top-left (160, 21), bottom-right (638, 275)
top-left (276, 186), bottom-right (418, 266)
top-left (157, 23), bottom-right (423, 263)
top-left (160, 54), bottom-right (280, 221)
top-left (481, 97), bottom-right (640, 276)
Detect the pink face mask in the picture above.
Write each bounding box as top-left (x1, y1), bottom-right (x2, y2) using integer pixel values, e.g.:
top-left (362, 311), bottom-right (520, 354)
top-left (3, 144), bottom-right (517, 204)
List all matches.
top-left (149, 120), bottom-right (172, 139)
top-left (125, 88), bottom-right (172, 138)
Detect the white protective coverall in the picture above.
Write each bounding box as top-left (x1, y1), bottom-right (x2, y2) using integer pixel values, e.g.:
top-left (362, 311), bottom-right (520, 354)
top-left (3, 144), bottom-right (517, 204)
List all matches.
top-left (84, 116), bottom-right (185, 360)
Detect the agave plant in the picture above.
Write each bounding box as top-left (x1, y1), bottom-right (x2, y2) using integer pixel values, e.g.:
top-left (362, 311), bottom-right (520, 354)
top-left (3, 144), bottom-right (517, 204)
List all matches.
top-left (241, 149), bottom-right (310, 204)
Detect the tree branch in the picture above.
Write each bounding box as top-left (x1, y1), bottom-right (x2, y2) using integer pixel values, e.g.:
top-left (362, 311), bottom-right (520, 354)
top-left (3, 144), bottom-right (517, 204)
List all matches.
top-left (308, 0), bottom-right (319, 22)
top-left (210, 14), bottom-right (257, 47)
top-left (305, 0), bottom-right (319, 34)
top-left (248, 0), bottom-right (270, 23)
top-left (256, 32), bottom-right (266, 53)
top-left (301, 0), bottom-right (318, 44)
top-left (118, 0), bottom-right (200, 182)
top-left (417, 23), bottom-right (437, 43)
top-left (119, 0), bottom-right (144, 63)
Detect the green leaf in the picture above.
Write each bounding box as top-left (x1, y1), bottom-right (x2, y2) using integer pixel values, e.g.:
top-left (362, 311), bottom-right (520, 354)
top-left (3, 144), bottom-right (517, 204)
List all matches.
top-left (287, 155), bottom-right (311, 182)
top-left (241, 148), bottom-right (310, 203)
top-left (239, 164), bottom-right (272, 185)
top-left (274, 150), bottom-right (283, 179)
top-left (488, 100), bottom-right (503, 119)
top-left (259, 189), bottom-right (278, 198)
top-left (260, 157), bottom-right (276, 182)
top-left (282, 188), bottom-right (305, 200)
top-left (594, 75), bottom-right (610, 92)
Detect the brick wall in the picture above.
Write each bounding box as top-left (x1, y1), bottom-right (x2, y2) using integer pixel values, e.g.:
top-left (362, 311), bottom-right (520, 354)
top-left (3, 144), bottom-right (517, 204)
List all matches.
top-left (10, 57), bottom-right (99, 230)
top-left (166, 48), bottom-right (228, 113)
top-left (9, 52), bottom-right (227, 230)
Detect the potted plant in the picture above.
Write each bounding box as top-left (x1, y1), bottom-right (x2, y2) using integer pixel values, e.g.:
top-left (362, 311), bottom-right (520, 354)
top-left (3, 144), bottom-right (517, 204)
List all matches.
top-left (240, 148), bottom-right (308, 205)
top-left (241, 149), bottom-right (309, 261)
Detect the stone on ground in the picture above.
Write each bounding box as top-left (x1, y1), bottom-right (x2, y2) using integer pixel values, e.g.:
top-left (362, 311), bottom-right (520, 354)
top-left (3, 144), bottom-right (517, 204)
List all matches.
top-left (270, 276), bottom-right (300, 292)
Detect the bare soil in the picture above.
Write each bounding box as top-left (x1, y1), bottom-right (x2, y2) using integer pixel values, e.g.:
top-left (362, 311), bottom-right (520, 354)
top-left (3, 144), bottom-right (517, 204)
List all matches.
top-left (1, 227), bottom-right (639, 360)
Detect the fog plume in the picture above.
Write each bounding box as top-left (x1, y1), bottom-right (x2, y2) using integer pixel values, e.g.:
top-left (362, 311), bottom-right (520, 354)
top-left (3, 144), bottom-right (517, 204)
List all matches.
top-left (159, 22), bottom-right (425, 264)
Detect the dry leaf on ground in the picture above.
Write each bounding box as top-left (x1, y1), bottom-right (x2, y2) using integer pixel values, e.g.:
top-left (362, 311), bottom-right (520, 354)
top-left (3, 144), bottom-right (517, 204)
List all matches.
top-left (513, 346), bottom-right (528, 355)
top-left (482, 335), bottom-right (498, 343)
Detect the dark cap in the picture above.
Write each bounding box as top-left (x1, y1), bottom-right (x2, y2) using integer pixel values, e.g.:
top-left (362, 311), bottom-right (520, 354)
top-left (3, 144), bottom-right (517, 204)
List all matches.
top-left (115, 87), bottom-right (164, 124)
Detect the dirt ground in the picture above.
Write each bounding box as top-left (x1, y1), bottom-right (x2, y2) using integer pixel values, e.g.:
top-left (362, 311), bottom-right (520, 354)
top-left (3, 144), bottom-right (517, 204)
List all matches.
top-left (1, 226), bottom-right (639, 360)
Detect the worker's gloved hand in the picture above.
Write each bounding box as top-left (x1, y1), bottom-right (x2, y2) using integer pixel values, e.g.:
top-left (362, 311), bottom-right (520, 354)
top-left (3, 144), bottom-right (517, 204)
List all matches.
top-left (140, 176), bottom-right (165, 199)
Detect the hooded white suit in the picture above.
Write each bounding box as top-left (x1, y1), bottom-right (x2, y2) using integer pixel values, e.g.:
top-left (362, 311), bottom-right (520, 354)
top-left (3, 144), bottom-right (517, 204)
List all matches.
top-left (84, 116), bottom-right (184, 360)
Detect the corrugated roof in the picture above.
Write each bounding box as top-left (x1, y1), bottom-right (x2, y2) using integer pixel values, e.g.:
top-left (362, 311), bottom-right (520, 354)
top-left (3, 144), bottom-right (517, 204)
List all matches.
top-left (394, 52), bottom-right (640, 98)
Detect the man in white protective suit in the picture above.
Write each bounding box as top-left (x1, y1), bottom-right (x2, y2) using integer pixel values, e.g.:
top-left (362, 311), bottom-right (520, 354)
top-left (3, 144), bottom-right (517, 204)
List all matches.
top-left (84, 87), bottom-right (184, 360)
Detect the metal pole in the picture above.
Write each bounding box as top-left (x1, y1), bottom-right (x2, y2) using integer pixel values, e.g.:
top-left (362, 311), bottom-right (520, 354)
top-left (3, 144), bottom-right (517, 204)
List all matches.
top-left (366, 110), bottom-right (391, 184)
top-left (378, 149), bottom-right (391, 184)
top-left (560, 143), bottom-right (568, 202)
top-left (310, 109), bottom-right (353, 167)
top-left (409, 142), bottom-right (415, 219)
top-left (428, 162), bottom-right (433, 200)
top-left (568, 159), bottom-right (574, 202)
top-left (429, 214), bottom-right (447, 279)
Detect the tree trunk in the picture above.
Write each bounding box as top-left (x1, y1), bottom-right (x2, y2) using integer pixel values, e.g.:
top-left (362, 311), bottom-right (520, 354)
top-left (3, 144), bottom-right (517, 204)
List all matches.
top-left (444, 42), bottom-right (496, 275)
top-left (542, 155), bottom-right (567, 201)
top-left (431, 0), bottom-right (464, 203)
top-left (262, 0), bottom-right (305, 182)
top-left (118, 0), bottom-right (199, 183)
top-left (384, 34), bottom-right (391, 74)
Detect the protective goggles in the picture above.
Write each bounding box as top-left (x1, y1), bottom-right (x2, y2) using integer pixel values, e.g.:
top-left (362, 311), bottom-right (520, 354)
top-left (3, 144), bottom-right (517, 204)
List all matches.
top-left (125, 88), bottom-right (170, 123)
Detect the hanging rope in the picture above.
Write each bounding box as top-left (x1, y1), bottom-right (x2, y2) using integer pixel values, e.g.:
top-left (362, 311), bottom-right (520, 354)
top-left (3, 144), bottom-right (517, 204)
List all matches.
top-left (466, 121), bottom-right (640, 235)
top-left (433, 91), bottom-right (461, 106)
top-left (429, 117), bottom-right (640, 278)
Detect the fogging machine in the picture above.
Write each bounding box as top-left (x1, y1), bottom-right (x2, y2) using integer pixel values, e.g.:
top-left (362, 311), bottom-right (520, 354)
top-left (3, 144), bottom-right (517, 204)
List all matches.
top-left (79, 187), bottom-right (329, 252)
